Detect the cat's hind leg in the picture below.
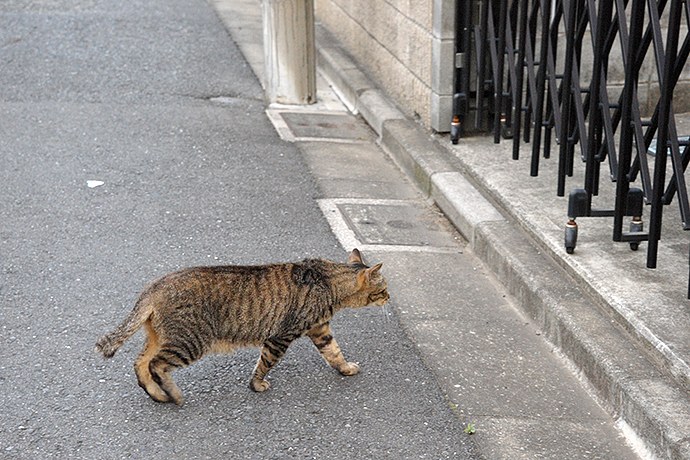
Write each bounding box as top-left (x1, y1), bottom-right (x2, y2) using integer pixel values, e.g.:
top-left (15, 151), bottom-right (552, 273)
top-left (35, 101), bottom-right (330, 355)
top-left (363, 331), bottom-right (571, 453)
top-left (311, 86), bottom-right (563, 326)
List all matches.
top-left (134, 321), bottom-right (170, 403)
top-left (147, 342), bottom-right (194, 405)
top-left (307, 322), bottom-right (360, 376)
top-left (249, 334), bottom-right (298, 392)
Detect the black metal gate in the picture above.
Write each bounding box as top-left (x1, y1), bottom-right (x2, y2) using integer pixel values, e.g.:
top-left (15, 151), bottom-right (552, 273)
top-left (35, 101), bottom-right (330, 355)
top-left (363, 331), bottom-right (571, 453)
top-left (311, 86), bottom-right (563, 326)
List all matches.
top-left (452, 0), bottom-right (690, 297)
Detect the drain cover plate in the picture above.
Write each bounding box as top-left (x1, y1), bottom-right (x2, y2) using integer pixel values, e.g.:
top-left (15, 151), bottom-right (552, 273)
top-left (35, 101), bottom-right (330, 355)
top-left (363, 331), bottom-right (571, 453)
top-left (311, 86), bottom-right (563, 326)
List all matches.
top-left (318, 199), bottom-right (462, 252)
top-left (268, 110), bottom-right (373, 142)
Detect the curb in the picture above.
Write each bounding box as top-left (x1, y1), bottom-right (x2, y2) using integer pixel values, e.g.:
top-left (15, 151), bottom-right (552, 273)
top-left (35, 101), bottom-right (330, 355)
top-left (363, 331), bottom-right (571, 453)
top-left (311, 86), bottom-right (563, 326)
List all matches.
top-left (315, 25), bottom-right (690, 460)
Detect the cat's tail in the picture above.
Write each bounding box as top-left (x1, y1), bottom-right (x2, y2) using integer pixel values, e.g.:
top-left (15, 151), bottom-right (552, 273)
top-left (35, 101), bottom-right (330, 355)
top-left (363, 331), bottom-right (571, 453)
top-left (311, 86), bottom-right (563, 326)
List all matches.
top-left (95, 297), bottom-right (153, 358)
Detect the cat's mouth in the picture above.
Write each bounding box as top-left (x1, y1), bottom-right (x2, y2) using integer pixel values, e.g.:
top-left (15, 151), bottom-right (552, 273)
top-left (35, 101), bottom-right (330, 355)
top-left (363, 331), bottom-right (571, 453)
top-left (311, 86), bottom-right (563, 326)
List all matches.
top-left (370, 290), bottom-right (390, 306)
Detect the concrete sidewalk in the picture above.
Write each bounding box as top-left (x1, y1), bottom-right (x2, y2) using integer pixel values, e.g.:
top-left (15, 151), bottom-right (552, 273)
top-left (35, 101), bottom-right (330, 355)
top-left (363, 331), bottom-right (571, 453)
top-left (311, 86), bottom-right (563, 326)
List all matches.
top-left (211, 1), bottom-right (690, 459)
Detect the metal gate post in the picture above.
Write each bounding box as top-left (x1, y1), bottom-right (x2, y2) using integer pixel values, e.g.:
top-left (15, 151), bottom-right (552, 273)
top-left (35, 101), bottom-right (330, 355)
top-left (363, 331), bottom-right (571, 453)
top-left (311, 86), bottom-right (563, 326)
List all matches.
top-left (557, 0), bottom-right (579, 197)
top-left (529, 0), bottom-right (552, 177)
top-left (493, 0), bottom-right (509, 143)
top-left (648, 0), bottom-right (683, 268)
top-left (512, 0), bottom-right (529, 160)
top-left (614, 0), bottom-right (645, 243)
top-left (451, 0), bottom-right (473, 144)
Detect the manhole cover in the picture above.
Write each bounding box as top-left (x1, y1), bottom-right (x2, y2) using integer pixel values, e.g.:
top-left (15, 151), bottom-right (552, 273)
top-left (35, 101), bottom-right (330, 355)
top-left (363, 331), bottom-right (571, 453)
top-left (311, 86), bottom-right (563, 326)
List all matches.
top-left (276, 112), bottom-right (373, 141)
top-left (318, 199), bottom-right (462, 253)
top-left (337, 201), bottom-right (458, 247)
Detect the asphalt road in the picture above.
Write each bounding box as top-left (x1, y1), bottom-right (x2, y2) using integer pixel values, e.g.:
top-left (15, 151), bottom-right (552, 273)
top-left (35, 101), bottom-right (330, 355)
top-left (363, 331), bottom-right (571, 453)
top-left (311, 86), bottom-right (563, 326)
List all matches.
top-left (0, 1), bottom-right (477, 458)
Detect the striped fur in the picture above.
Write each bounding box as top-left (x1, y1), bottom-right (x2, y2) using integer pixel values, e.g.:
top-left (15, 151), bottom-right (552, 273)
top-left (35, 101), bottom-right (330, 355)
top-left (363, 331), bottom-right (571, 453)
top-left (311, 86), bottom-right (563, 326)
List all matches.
top-left (95, 249), bottom-right (389, 405)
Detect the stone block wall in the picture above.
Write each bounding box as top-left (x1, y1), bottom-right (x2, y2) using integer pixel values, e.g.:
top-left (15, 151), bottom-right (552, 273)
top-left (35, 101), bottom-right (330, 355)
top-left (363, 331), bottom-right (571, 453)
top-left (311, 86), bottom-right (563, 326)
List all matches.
top-left (315, 0), bottom-right (454, 132)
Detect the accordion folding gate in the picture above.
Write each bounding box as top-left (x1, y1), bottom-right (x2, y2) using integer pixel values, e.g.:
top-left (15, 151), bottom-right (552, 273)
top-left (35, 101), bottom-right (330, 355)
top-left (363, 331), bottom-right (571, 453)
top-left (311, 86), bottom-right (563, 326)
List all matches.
top-left (451, 0), bottom-right (690, 296)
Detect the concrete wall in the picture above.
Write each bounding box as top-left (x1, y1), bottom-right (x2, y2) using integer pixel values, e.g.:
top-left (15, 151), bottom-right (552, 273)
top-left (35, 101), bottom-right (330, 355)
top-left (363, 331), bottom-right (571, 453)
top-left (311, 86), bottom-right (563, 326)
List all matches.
top-left (315, 0), bottom-right (455, 132)
top-left (315, 0), bottom-right (690, 133)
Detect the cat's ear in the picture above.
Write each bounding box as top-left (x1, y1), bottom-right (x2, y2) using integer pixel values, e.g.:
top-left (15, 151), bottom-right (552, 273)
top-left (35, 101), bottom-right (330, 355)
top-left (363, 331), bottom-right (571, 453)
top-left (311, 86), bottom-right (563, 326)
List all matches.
top-left (358, 263), bottom-right (383, 285)
top-left (348, 248), bottom-right (363, 264)
top-left (369, 263), bottom-right (383, 275)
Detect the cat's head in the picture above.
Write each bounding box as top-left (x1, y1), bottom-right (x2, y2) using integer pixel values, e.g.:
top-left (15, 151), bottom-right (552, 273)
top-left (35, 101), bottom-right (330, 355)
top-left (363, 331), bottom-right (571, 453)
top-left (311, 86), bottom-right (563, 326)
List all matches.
top-left (347, 248), bottom-right (390, 307)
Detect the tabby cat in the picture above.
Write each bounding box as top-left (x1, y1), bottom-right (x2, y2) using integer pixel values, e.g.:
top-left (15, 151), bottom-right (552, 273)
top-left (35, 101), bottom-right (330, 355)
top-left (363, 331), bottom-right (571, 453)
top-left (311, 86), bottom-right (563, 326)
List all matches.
top-left (95, 249), bottom-right (389, 405)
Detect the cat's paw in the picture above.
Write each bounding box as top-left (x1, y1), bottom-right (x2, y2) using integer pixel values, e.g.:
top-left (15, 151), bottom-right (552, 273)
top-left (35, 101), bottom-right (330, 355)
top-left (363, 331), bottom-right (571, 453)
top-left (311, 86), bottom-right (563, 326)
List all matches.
top-left (338, 362), bottom-right (360, 376)
top-left (249, 378), bottom-right (271, 392)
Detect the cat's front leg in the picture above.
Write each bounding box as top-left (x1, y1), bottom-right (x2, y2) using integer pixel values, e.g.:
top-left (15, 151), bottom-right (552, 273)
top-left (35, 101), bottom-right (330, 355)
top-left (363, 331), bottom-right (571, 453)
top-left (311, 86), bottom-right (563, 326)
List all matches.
top-left (250, 335), bottom-right (296, 392)
top-left (307, 323), bottom-right (360, 376)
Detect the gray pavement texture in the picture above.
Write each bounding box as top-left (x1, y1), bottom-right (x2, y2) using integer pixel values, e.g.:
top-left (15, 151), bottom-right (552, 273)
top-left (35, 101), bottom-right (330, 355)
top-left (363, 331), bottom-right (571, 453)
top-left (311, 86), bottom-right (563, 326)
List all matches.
top-left (214, 1), bottom-right (689, 459)
top-left (0, 1), bottom-right (476, 458)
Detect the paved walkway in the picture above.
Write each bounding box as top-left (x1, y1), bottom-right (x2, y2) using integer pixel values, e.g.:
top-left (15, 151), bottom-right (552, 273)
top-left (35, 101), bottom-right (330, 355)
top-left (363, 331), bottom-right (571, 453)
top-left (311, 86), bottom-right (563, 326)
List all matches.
top-left (211, 1), bottom-right (690, 459)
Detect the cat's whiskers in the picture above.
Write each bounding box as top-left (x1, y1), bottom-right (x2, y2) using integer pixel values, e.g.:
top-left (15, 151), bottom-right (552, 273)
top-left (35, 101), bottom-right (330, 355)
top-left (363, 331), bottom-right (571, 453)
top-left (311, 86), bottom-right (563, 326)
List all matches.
top-left (381, 303), bottom-right (390, 323)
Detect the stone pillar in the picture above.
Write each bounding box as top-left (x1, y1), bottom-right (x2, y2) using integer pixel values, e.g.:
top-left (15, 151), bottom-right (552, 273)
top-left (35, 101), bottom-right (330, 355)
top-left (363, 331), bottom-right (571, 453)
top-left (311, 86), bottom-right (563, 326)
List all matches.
top-left (262, 0), bottom-right (316, 104)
